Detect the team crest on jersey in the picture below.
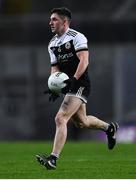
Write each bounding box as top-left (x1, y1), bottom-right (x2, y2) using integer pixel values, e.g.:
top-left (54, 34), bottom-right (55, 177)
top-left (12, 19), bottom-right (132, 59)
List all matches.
top-left (65, 42), bottom-right (71, 49)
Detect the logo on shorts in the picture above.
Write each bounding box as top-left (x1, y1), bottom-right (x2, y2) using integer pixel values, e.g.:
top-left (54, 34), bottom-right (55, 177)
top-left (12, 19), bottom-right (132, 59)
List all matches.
top-left (76, 87), bottom-right (85, 97)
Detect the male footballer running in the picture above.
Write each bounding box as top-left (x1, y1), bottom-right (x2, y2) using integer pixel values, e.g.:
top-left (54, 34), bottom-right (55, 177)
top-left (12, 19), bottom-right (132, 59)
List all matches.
top-left (36, 7), bottom-right (119, 170)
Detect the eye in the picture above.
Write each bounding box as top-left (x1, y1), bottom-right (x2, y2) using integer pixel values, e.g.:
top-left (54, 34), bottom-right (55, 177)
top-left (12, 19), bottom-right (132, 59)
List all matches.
top-left (53, 18), bottom-right (58, 21)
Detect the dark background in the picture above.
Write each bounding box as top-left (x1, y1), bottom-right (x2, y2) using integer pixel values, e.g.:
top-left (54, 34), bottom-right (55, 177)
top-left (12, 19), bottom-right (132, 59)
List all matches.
top-left (0, 0), bottom-right (136, 141)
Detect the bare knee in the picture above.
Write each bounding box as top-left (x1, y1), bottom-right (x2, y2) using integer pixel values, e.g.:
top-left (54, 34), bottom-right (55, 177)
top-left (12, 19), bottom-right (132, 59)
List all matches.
top-left (55, 111), bottom-right (68, 127)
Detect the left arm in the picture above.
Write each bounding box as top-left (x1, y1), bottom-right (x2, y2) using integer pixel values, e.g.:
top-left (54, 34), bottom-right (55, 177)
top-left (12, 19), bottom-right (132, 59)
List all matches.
top-left (74, 50), bottom-right (89, 80)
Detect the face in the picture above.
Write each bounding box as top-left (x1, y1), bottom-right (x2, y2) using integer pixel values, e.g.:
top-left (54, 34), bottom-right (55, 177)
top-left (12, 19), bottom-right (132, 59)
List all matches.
top-left (49, 13), bottom-right (67, 35)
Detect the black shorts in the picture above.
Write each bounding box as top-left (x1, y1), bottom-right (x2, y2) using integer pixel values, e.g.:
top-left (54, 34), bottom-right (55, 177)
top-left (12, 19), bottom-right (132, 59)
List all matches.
top-left (66, 79), bottom-right (91, 103)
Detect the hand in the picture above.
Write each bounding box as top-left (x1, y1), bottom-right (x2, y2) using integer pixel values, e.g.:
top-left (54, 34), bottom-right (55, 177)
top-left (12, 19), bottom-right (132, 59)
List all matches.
top-left (44, 89), bottom-right (60, 102)
top-left (62, 77), bottom-right (78, 94)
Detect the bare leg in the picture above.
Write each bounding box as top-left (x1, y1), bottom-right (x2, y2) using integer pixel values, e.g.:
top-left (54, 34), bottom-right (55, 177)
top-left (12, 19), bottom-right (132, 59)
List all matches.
top-left (72, 103), bottom-right (109, 130)
top-left (36, 98), bottom-right (118, 170)
top-left (84, 115), bottom-right (108, 130)
top-left (72, 103), bottom-right (119, 151)
top-left (52, 95), bottom-right (82, 156)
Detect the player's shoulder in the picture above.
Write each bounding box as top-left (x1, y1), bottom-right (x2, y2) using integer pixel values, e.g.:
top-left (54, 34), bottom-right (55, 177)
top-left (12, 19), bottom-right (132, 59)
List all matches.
top-left (66, 28), bottom-right (87, 40)
top-left (66, 28), bottom-right (78, 37)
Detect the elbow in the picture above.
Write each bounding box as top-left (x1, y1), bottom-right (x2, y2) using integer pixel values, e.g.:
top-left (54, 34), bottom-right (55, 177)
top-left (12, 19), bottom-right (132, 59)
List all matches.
top-left (86, 60), bottom-right (89, 67)
top-left (85, 60), bottom-right (89, 68)
top-left (81, 60), bottom-right (88, 72)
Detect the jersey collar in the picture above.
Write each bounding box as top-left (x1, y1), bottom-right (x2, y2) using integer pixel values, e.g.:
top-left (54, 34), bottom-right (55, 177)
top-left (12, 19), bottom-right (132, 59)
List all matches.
top-left (57, 28), bottom-right (70, 39)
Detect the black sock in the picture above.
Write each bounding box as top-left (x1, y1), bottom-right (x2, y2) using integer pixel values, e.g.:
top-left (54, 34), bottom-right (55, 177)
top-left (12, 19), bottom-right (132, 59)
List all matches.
top-left (50, 154), bottom-right (57, 160)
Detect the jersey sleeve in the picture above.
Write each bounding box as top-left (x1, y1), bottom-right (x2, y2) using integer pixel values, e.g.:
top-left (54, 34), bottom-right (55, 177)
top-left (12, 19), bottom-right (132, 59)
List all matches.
top-left (73, 33), bottom-right (88, 52)
top-left (48, 45), bottom-right (57, 66)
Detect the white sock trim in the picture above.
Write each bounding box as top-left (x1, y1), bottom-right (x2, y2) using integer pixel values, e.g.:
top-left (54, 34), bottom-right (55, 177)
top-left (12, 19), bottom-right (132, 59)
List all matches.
top-left (51, 153), bottom-right (59, 159)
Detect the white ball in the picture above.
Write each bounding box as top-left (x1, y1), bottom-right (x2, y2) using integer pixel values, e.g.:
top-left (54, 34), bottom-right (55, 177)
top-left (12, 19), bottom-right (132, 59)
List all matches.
top-left (48, 72), bottom-right (69, 94)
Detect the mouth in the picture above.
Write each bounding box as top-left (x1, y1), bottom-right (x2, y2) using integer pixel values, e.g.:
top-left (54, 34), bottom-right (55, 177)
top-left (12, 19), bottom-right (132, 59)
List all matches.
top-left (51, 27), bottom-right (55, 31)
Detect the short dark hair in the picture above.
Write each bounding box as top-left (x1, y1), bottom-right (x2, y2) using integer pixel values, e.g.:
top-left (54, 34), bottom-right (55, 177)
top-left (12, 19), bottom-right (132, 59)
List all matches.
top-left (51, 7), bottom-right (72, 21)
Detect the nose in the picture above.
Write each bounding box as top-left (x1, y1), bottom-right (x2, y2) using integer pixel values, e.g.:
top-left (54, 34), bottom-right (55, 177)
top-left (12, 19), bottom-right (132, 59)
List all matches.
top-left (49, 20), bottom-right (52, 26)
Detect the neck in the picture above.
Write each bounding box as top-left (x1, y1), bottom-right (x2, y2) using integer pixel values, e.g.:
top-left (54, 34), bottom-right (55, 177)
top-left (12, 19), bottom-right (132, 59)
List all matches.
top-left (57, 26), bottom-right (69, 37)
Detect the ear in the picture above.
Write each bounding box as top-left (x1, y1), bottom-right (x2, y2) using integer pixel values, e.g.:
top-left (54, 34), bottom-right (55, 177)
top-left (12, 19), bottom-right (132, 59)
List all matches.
top-left (63, 17), bottom-right (67, 24)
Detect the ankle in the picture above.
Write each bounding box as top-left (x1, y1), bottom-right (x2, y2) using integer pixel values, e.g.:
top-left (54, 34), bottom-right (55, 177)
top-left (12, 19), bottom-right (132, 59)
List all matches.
top-left (104, 124), bottom-right (110, 133)
top-left (50, 153), bottom-right (59, 160)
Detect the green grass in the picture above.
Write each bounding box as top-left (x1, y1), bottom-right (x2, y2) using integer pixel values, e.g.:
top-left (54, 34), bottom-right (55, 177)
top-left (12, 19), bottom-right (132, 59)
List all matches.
top-left (0, 141), bottom-right (136, 179)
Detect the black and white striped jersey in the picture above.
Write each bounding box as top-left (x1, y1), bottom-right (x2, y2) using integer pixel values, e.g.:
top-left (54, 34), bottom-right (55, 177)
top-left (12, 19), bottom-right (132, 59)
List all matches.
top-left (48, 28), bottom-right (89, 84)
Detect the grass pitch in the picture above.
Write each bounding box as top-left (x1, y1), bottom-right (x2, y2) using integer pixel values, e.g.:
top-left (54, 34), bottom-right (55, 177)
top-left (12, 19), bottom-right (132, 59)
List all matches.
top-left (0, 141), bottom-right (136, 179)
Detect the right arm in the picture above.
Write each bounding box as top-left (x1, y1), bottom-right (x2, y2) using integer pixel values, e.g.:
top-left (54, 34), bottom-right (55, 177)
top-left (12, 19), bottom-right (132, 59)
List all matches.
top-left (48, 44), bottom-right (60, 74)
top-left (51, 65), bottom-right (60, 74)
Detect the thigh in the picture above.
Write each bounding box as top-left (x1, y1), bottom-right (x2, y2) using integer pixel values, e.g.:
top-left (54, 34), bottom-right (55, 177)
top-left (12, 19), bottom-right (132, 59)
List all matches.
top-left (72, 103), bottom-right (87, 126)
top-left (57, 95), bottom-right (83, 120)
